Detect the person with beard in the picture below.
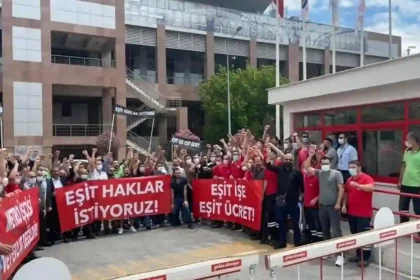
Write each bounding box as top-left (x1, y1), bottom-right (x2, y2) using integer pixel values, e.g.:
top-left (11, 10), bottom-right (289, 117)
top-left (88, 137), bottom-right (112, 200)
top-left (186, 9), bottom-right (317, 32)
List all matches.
top-left (117, 167), bottom-right (138, 234)
top-left (265, 153), bottom-right (303, 249)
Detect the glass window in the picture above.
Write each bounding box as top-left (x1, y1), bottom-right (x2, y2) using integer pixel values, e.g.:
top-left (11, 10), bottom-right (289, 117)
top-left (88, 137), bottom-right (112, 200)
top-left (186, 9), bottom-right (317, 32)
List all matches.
top-left (362, 130), bottom-right (403, 178)
top-left (294, 113), bottom-right (321, 128)
top-left (306, 131), bottom-right (322, 145)
top-left (409, 101), bottom-right (420, 120)
top-left (324, 109), bottom-right (357, 125)
top-left (361, 102), bottom-right (404, 123)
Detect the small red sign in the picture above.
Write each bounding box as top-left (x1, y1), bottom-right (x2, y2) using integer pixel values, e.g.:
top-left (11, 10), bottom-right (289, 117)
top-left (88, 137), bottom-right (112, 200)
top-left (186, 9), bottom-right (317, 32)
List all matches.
top-left (138, 276), bottom-right (166, 280)
top-left (336, 239), bottom-right (356, 249)
top-left (283, 251), bottom-right (308, 263)
top-left (380, 230), bottom-right (397, 239)
top-left (211, 259), bottom-right (242, 272)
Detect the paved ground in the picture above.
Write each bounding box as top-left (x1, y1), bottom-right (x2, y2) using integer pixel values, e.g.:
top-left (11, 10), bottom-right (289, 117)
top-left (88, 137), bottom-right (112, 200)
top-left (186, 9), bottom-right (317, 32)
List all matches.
top-left (36, 224), bottom-right (419, 280)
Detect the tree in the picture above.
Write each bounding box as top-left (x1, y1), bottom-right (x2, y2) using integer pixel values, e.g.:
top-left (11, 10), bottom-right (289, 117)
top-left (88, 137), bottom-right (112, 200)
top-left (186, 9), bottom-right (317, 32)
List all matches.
top-left (96, 131), bottom-right (120, 156)
top-left (199, 65), bottom-right (288, 144)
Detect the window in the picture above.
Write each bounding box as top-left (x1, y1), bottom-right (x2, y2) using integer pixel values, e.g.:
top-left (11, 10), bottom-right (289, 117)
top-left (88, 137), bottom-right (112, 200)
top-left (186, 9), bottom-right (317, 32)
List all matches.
top-left (362, 130), bottom-right (403, 178)
top-left (326, 131), bottom-right (358, 151)
top-left (324, 109), bottom-right (357, 126)
top-left (294, 113), bottom-right (321, 128)
top-left (306, 130), bottom-right (322, 145)
top-left (62, 103), bottom-right (72, 117)
top-left (409, 101), bottom-right (420, 120)
top-left (361, 102), bottom-right (404, 123)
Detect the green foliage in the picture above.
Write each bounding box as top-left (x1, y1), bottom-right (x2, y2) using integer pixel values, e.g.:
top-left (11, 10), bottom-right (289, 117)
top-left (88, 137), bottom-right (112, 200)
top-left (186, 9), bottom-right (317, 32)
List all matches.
top-left (199, 65), bottom-right (288, 143)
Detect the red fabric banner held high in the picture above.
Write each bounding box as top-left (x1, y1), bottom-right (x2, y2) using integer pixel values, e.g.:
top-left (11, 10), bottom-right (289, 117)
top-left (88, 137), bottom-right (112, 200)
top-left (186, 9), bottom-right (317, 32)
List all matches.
top-left (55, 175), bottom-right (172, 232)
top-left (273, 0), bottom-right (284, 18)
top-left (0, 188), bottom-right (40, 280)
top-left (192, 179), bottom-right (264, 230)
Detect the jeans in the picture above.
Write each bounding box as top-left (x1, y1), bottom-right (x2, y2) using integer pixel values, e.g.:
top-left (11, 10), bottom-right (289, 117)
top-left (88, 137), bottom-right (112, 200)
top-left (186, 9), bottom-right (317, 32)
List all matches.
top-left (399, 185), bottom-right (420, 223)
top-left (304, 207), bottom-right (322, 242)
top-left (319, 205), bottom-right (342, 240)
top-left (171, 197), bottom-right (192, 225)
top-left (276, 201), bottom-right (301, 246)
top-left (347, 215), bottom-right (372, 261)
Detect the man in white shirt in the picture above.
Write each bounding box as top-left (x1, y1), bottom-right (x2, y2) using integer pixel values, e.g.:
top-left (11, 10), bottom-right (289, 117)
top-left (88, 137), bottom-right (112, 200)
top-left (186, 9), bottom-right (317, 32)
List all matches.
top-left (336, 133), bottom-right (358, 182)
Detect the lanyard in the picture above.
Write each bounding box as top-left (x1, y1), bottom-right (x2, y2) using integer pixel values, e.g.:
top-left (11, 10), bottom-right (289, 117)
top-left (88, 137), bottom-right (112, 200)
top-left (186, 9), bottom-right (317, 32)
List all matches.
top-left (338, 145), bottom-right (348, 161)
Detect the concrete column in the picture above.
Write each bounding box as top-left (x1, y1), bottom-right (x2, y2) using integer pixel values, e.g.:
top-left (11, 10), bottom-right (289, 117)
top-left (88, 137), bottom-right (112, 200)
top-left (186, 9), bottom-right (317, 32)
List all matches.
top-left (205, 32), bottom-right (215, 79)
top-left (156, 24), bottom-right (167, 93)
top-left (102, 89), bottom-right (113, 128)
top-left (287, 43), bottom-right (300, 82)
top-left (42, 83), bottom-right (53, 148)
top-left (249, 39), bottom-right (257, 68)
top-left (158, 117), bottom-right (168, 144)
top-left (176, 107), bottom-right (188, 131)
top-left (323, 48), bottom-right (331, 75)
top-left (102, 51), bottom-right (112, 68)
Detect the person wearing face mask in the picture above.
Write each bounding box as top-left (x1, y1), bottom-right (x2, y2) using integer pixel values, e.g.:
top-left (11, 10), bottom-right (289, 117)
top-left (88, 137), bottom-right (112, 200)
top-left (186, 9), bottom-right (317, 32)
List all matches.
top-left (297, 132), bottom-right (310, 170)
top-left (336, 133), bottom-right (358, 183)
top-left (265, 153), bottom-right (303, 249)
top-left (341, 160), bottom-right (374, 267)
top-left (171, 168), bottom-right (194, 229)
top-left (398, 131), bottom-right (420, 228)
top-left (209, 155), bottom-right (231, 228)
top-left (304, 150), bottom-right (345, 267)
top-left (248, 156), bottom-right (267, 241)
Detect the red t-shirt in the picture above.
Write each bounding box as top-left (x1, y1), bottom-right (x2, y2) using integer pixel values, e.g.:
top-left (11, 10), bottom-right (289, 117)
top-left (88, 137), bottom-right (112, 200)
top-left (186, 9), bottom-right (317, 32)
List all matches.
top-left (230, 156), bottom-right (244, 179)
top-left (213, 165), bottom-right (231, 180)
top-left (243, 170), bottom-right (253, 180)
top-left (264, 160), bottom-right (281, 196)
top-left (303, 173), bottom-right (320, 208)
top-left (298, 147), bottom-right (309, 170)
top-left (345, 173), bottom-right (375, 218)
top-left (5, 184), bottom-right (20, 194)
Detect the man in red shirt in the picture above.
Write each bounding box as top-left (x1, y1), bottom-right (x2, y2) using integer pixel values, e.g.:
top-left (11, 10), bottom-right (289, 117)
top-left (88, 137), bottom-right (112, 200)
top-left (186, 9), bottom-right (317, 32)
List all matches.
top-left (297, 132), bottom-right (310, 170)
top-left (342, 160), bottom-right (374, 267)
top-left (210, 155), bottom-right (231, 228)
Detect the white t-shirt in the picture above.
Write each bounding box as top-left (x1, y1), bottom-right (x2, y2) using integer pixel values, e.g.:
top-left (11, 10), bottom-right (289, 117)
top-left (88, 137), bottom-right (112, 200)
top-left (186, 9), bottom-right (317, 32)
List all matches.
top-left (90, 169), bottom-right (108, 180)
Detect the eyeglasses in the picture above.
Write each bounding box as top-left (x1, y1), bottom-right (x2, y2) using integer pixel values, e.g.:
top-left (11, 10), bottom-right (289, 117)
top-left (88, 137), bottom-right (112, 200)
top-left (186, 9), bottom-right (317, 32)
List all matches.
top-left (284, 159), bottom-right (293, 162)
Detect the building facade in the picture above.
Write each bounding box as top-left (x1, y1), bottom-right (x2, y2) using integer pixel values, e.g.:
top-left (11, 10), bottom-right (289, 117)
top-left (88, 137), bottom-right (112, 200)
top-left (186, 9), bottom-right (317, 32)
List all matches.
top-left (0, 0), bottom-right (402, 158)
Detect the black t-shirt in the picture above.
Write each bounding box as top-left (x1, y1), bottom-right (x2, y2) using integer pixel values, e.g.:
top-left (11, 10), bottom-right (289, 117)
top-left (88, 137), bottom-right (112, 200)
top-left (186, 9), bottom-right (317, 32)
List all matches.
top-left (196, 162), bottom-right (213, 179)
top-left (171, 177), bottom-right (187, 199)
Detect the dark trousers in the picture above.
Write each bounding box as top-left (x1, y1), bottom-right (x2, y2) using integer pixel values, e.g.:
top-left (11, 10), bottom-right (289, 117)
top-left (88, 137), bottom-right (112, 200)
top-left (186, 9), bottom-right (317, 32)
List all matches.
top-left (339, 170), bottom-right (351, 219)
top-left (304, 207), bottom-right (322, 243)
top-left (46, 207), bottom-right (61, 242)
top-left (348, 215), bottom-right (372, 261)
top-left (399, 185), bottom-right (420, 223)
top-left (261, 194), bottom-right (277, 240)
top-left (171, 197), bottom-right (192, 225)
top-left (38, 211), bottom-right (47, 245)
top-left (152, 214), bottom-right (166, 226)
top-left (276, 201), bottom-right (301, 246)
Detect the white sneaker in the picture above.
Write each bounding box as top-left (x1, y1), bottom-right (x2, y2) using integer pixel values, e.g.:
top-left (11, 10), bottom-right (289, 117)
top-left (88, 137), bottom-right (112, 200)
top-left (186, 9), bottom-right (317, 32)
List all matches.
top-left (130, 226), bottom-right (137, 233)
top-left (118, 228), bottom-right (123, 235)
top-left (335, 255), bottom-right (345, 267)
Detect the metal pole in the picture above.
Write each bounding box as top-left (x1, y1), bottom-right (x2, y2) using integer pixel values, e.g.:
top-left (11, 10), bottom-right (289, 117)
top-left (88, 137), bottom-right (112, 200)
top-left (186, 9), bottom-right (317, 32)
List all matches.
top-left (0, 117), bottom-right (3, 149)
top-left (226, 53), bottom-right (231, 135)
top-left (275, 0), bottom-right (280, 138)
top-left (149, 117), bottom-right (155, 152)
top-left (108, 113), bottom-right (115, 153)
top-left (332, 25), bottom-right (336, 73)
top-left (303, 21), bottom-right (307, 80)
top-left (388, 0), bottom-right (392, 59)
top-left (360, 28), bottom-right (364, 66)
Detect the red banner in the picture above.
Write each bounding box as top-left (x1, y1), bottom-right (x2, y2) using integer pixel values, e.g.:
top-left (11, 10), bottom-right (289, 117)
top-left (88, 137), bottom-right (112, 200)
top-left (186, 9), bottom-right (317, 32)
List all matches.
top-left (55, 175), bottom-right (172, 232)
top-left (192, 179), bottom-right (263, 230)
top-left (0, 189), bottom-right (40, 280)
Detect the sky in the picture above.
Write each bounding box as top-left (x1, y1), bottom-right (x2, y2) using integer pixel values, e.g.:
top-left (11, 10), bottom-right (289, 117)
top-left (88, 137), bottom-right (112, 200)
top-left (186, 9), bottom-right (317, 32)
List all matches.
top-left (279, 0), bottom-right (420, 56)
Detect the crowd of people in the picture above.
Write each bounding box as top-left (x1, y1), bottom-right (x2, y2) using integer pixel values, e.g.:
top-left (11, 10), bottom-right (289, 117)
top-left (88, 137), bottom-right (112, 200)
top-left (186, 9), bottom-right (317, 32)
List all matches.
top-left (1, 126), bottom-right (420, 273)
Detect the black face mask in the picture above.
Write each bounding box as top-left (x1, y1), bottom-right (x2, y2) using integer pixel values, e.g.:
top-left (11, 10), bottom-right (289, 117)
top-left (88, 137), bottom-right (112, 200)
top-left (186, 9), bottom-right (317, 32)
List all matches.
top-left (283, 162), bottom-right (293, 169)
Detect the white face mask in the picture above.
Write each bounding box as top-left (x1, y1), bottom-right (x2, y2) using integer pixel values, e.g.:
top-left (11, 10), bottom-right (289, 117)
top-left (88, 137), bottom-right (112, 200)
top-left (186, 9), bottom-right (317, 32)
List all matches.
top-left (29, 178), bottom-right (36, 184)
top-left (321, 165), bottom-right (331, 172)
top-left (338, 139), bottom-right (345, 145)
top-left (302, 138), bottom-right (309, 144)
top-left (186, 159), bottom-right (192, 165)
top-left (96, 165), bottom-right (103, 171)
top-left (15, 178), bottom-right (21, 184)
top-left (41, 170), bottom-right (47, 176)
top-left (36, 176), bottom-right (44, 182)
top-left (292, 143), bottom-right (298, 149)
top-left (0, 185), bottom-right (3, 193)
top-left (139, 167), bottom-right (145, 172)
top-left (242, 166), bottom-right (248, 171)
top-left (405, 141), bottom-right (412, 148)
top-left (223, 160), bottom-right (229, 165)
top-left (210, 157), bottom-right (216, 162)
top-left (193, 158), bottom-right (200, 164)
top-left (349, 168), bottom-right (358, 177)
top-left (2, 178), bottom-right (9, 186)
top-left (81, 174), bottom-right (88, 180)
top-left (233, 155), bottom-right (239, 161)
top-left (157, 167), bottom-right (163, 172)
top-left (284, 143), bottom-right (289, 150)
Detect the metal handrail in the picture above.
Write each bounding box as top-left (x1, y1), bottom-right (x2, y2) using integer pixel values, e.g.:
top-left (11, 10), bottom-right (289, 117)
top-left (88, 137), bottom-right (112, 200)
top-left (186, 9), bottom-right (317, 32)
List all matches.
top-left (125, 67), bottom-right (166, 104)
top-left (127, 131), bottom-right (152, 151)
top-left (51, 54), bottom-right (116, 68)
top-left (167, 76), bottom-right (204, 87)
top-left (53, 124), bottom-right (111, 137)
